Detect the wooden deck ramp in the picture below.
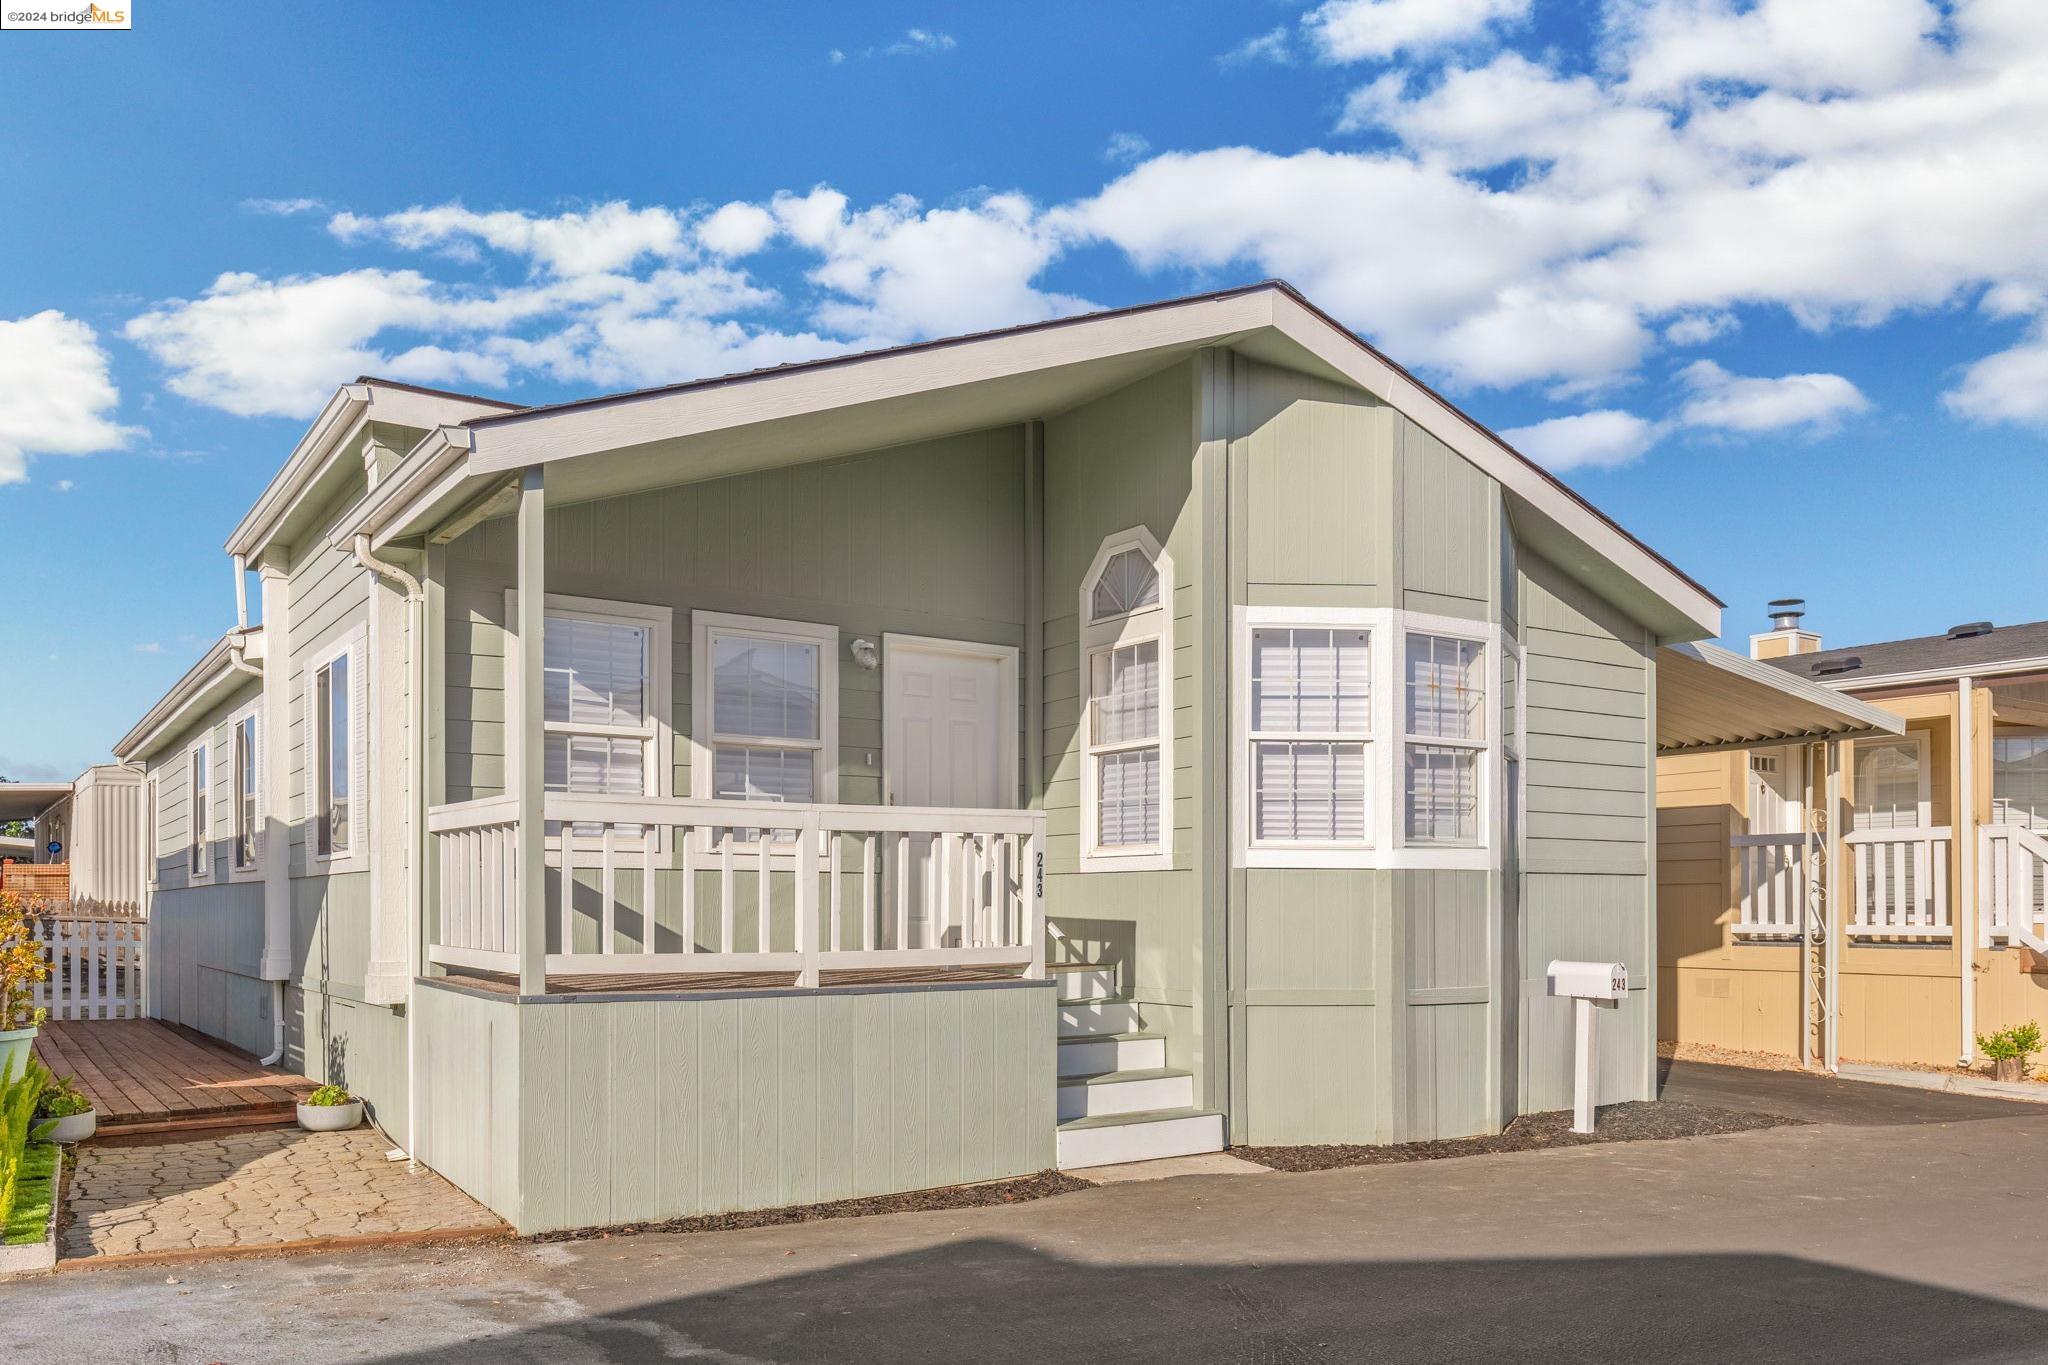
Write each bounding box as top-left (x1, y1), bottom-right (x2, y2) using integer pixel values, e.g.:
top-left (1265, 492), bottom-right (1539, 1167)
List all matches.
top-left (31, 1019), bottom-right (315, 1136)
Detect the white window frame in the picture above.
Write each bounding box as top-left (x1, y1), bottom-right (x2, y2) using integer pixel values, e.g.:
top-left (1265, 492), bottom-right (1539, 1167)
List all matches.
top-left (1849, 730), bottom-right (1932, 830)
top-left (689, 609), bottom-right (839, 853)
top-left (308, 626), bottom-right (368, 874)
top-left (227, 700), bottom-right (263, 881)
top-left (505, 591), bottom-right (676, 851)
top-left (1233, 606), bottom-right (1503, 871)
top-left (1079, 528), bottom-right (1174, 872)
top-left (185, 736), bottom-right (213, 885)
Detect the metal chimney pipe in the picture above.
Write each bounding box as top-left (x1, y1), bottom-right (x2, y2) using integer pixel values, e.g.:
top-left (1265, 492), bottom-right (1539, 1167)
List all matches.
top-left (1768, 598), bottom-right (1805, 631)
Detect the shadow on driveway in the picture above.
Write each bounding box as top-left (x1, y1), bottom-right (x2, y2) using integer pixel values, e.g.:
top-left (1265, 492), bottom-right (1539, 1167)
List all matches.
top-left (1657, 1057), bottom-right (2043, 1126)
top-left (365, 1240), bottom-right (2048, 1364)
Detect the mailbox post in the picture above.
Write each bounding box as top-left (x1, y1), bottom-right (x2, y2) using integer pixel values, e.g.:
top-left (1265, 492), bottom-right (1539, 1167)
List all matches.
top-left (1547, 959), bottom-right (1628, 1134)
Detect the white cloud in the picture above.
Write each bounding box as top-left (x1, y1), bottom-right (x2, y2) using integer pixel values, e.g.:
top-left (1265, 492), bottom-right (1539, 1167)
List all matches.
top-left (0, 311), bottom-right (139, 485)
top-left (241, 197), bottom-right (325, 217)
top-left (53, 479), bottom-right (73, 492)
top-left (329, 202), bottom-right (690, 278)
top-left (1611, 0), bottom-right (1941, 99)
top-left (1502, 409), bottom-right (1660, 471)
top-left (1305, 0), bottom-right (1530, 63)
top-left (1674, 359), bottom-right (1870, 433)
top-left (1104, 132), bottom-right (1151, 163)
top-left (1665, 312), bottom-right (1738, 346)
top-left (695, 202), bottom-right (779, 258)
top-left (1221, 27), bottom-right (1293, 66)
top-left (884, 28), bottom-right (956, 56)
top-left (133, 641), bottom-right (162, 654)
top-left (1945, 319), bottom-right (2048, 427)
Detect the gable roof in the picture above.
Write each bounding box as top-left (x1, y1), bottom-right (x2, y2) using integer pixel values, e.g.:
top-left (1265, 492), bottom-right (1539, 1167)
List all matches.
top-left (338, 280), bottom-right (1722, 641)
top-left (1765, 619), bottom-right (2048, 689)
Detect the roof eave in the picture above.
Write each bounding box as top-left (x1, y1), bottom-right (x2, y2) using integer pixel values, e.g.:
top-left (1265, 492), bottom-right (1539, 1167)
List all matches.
top-left (114, 630), bottom-right (263, 762)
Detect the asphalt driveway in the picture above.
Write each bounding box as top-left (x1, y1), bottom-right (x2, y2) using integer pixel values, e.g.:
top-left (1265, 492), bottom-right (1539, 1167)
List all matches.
top-left (15, 1063), bottom-right (2048, 1364)
top-left (1659, 1056), bottom-right (2042, 1125)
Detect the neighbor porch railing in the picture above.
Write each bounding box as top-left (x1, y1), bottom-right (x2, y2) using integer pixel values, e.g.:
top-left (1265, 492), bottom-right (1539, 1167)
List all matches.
top-left (1733, 832), bottom-right (1808, 938)
top-left (1981, 823), bottom-right (2048, 949)
top-left (428, 793), bottom-right (1046, 985)
top-left (1844, 826), bottom-right (1952, 938)
top-left (29, 905), bottom-right (146, 1020)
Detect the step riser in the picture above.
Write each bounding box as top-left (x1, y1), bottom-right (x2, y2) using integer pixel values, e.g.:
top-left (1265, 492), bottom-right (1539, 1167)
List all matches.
top-left (1057, 1113), bottom-right (1226, 1169)
top-left (1057, 1074), bottom-right (1194, 1121)
top-left (1059, 1002), bottom-right (1144, 1037)
top-left (1056, 1037), bottom-right (1166, 1077)
top-left (1054, 968), bottom-right (1118, 1002)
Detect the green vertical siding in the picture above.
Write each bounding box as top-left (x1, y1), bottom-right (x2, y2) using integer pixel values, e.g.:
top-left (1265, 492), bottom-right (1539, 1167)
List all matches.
top-left (1397, 416), bottom-right (1493, 620)
top-left (1042, 364), bottom-right (1203, 1073)
top-left (415, 982), bottom-right (522, 1224)
top-left (482, 981), bottom-right (1054, 1235)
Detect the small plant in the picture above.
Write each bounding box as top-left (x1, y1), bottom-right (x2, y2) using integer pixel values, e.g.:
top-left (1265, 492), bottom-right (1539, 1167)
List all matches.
top-left (1978, 1021), bottom-right (2043, 1067)
top-left (304, 1084), bottom-right (354, 1107)
top-left (35, 1075), bottom-right (91, 1120)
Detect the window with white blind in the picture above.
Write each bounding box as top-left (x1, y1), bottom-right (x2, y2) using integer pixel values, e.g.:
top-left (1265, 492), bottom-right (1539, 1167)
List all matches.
top-left (187, 739), bottom-right (211, 881)
top-left (1080, 529), bottom-right (1173, 870)
top-left (1403, 632), bottom-right (1486, 846)
top-left (231, 708), bottom-right (260, 874)
top-left (508, 594), bottom-right (674, 840)
top-left (1235, 608), bottom-right (1500, 869)
top-left (1852, 734), bottom-right (1928, 831)
top-left (691, 611), bottom-right (838, 845)
top-left (1248, 627), bottom-right (1371, 846)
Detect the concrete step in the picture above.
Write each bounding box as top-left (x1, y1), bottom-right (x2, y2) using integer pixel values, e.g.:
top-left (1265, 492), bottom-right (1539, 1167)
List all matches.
top-left (1056, 1031), bottom-right (1166, 1078)
top-left (1056, 1067), bottom-right (1195, 1121)
top-left (1058, 999), bottom-right (1144, 1038)
top-left (1047, 961), bottom-right (1118, 1002)
top-left (1056, 1107), bottom-right (1226, 1170)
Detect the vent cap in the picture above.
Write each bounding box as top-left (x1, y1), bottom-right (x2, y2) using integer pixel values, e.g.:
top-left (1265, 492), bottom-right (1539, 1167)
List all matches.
top-left (1767, 598), bottom-right (1806, 631)
top-left (1812, 654), bottom-right (1862, 676)
top-left (1947, 621), bottom-right (1994, 640)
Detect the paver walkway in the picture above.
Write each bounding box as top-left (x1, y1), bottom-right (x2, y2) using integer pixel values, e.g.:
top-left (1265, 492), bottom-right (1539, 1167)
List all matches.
top-left (61, 1127), bottom-right (503, 1262)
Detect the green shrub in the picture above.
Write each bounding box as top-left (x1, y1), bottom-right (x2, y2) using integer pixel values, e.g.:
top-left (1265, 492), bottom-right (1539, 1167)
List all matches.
top-left (35, 1075), bottom-right (91, 1120)
top-left (304, 1084), bottom-right (354, 1107)
top-left (1977, 1021), bottom-right (2044, 1064)
top-left (0, 1053), bottom-right (50, 1234)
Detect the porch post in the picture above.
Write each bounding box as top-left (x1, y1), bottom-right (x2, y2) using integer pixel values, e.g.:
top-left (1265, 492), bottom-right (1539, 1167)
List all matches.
top-left (1959, 676), bottom-right (1977, 1066)
top-left (515, 467), bottom-right (548, 996)
top-left (258, 547), bottom-right (293, 984)
top-left (1824, 739), bottom-right (1842, 1072)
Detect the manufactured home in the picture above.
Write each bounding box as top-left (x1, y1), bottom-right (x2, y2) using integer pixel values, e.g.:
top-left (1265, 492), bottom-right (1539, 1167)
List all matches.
top-left (1660, 602), bottom-right (2048, 1070)
top-left (0, 764), bottom-right (146, 907)
top-left (112, 281), bottom-right (1890, 1234)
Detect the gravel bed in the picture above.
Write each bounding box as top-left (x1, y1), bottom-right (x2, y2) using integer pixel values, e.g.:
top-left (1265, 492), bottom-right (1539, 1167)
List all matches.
top-left (1236, 1101), bottom-right (1801, 1173)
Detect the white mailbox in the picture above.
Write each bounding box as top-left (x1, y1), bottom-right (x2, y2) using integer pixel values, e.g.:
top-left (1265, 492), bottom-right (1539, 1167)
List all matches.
top-left (1548, 959), bottom-right (1628, 1003)
top-left (1547, 959), bottom-right (1630, 1135)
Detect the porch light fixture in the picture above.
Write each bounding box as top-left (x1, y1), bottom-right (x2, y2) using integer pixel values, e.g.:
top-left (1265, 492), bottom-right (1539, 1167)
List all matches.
top-left (849, 637), bottom-right (880, 671)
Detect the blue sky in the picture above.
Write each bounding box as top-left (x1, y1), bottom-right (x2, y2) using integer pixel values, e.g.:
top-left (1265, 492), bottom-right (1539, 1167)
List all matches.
top-left (3, 0), bottom-right (2046, 779)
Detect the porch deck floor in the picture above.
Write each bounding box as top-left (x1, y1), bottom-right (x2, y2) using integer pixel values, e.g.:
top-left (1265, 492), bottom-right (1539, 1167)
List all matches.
top-left (31, 1019), bottom-right (316, 1136)
top-left (443, 963), bottom-right (1028, 997)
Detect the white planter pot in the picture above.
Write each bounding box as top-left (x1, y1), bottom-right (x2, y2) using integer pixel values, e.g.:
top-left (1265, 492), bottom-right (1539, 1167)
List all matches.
top-left (296, 1099), bottom-right (363, 1133)
top-left (0, 1025), bottom-right (35, 1084)
top-left (43, 1109), bottom-right (96, 1144)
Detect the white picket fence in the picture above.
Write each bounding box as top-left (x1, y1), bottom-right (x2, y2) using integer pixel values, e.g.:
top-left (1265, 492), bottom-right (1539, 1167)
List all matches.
top-left (1844, 826), bottom-right (1952, 938)
top-left (1733, 833), bottom-right (1808, 937)
top-left (30, 911), bottom-right (147, 1020)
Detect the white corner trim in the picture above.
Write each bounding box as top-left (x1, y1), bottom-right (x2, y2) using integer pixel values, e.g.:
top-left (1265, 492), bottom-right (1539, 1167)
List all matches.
top-left (1078, 527), bottom-right (1175, 873)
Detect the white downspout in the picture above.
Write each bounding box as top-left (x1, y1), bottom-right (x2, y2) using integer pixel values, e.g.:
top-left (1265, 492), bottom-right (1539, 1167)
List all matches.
top-left (352, 534), bottom-right (425, 1163)
top-left (1960, 676), bottom-right (1977, 1066)
top-left (233, 553), bottom-right (249, 632)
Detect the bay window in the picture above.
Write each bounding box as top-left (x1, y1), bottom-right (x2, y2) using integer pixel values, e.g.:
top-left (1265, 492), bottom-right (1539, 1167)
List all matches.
top-left (1236, 608), bottom-right (1499, 869)
top-left (1080, 529), bottom-right (1173, 871)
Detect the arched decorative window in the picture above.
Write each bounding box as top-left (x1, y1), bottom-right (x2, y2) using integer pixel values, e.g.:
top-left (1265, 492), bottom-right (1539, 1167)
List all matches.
top-left (1079, 528), bottom-right (1173, 871)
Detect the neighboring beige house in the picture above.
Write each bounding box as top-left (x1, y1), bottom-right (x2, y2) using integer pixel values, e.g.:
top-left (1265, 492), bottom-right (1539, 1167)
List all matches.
top-left (1660, 601), bottom-right (2048, 1069)
top-left (0, 765), bottom-right (146, 907)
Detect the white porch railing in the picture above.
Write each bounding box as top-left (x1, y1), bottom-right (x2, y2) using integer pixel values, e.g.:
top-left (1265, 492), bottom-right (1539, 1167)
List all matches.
top-left (1733, 833), bottom-right (1808, 937)
top-left (428, 793), bottom-right (1047, 985)
top-left (1982, 823), bottom-right (2048, 949)
top-left (1844, 826), bottom-right (1951, 938)
top-left (30, 909), bottom-right (146, 1021)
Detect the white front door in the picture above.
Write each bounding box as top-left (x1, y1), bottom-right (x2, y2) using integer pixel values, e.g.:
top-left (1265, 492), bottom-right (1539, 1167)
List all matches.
top-left (883, 636), bottom-right (1016, 947)
top-left (1747, 747), bottom-right (1804, 835)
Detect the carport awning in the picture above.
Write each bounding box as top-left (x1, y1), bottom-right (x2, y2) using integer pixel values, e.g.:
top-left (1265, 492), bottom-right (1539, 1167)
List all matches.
top-left (0, 782), bottom-right (71, 823)
top-left (1657, 642), bottom-right (1904, 755)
